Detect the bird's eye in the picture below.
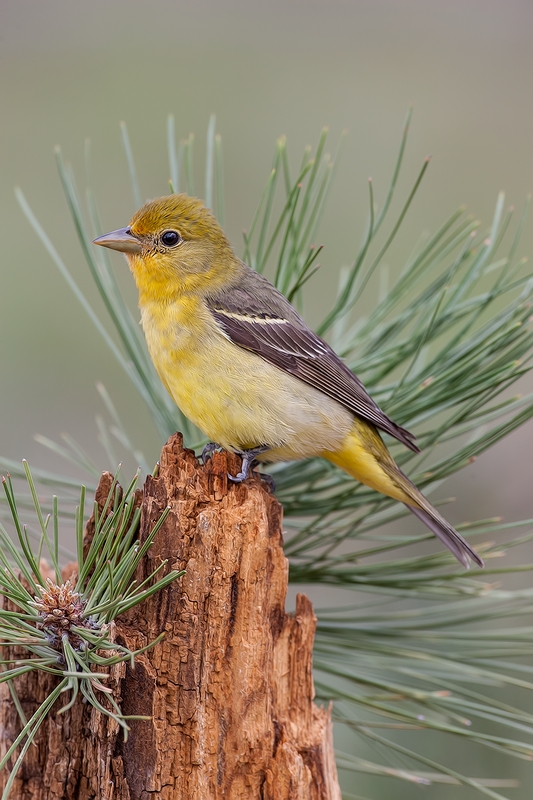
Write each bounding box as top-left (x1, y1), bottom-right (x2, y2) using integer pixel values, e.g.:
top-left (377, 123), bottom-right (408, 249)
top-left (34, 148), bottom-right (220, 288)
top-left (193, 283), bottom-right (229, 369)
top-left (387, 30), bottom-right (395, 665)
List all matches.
top-left (161, 230), bottom-right (181, 247)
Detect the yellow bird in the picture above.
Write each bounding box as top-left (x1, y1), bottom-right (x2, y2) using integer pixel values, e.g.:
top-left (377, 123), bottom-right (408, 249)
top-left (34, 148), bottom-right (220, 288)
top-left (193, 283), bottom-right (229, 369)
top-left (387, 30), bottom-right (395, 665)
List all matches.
top-left (94, 194), bottom-right (483, 568)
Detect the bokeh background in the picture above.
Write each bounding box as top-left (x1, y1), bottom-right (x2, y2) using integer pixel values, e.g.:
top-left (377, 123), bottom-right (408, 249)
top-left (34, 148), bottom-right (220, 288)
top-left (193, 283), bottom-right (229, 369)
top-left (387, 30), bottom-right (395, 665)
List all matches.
top-left (1, 1), bottom-right (533, 797)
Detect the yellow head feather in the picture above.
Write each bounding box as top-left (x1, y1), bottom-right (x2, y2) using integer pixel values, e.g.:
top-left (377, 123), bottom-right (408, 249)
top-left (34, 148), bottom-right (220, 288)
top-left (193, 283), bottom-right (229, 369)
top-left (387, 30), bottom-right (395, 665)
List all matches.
top-left (126, 194), bottom-right (239, 300)
top-left (129, 194), bottom-right (226, 245)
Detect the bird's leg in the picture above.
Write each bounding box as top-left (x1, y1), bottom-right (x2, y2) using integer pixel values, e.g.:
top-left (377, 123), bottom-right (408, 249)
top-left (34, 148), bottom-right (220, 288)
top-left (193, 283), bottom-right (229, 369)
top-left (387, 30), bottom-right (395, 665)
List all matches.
top-left (229, 445), bottom-right (270, 483)
top-left (201, 442), bottom-right (223, 463)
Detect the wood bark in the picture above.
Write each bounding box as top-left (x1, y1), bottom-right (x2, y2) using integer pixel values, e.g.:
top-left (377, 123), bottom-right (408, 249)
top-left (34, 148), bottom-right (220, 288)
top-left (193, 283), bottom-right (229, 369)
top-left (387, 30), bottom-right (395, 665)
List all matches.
top-left (0, 434), bottom-right (341, 799)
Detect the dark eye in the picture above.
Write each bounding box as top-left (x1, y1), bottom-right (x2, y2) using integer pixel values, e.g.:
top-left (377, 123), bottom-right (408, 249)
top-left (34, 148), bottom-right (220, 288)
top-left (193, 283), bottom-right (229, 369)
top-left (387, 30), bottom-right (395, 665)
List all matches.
top-left (161, 230), bottom-right (181, 247)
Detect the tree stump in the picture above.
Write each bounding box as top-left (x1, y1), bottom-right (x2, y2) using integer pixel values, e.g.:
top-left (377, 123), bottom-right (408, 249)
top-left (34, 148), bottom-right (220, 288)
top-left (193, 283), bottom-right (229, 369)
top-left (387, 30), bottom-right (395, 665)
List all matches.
top-left (0, 434), bottom-right (341, 799)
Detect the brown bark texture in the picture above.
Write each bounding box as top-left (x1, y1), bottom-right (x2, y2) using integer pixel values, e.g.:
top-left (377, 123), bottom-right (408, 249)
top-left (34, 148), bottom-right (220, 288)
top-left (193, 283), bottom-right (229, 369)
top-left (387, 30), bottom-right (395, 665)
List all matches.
top-left (0, 434), bottom-right (341, 799)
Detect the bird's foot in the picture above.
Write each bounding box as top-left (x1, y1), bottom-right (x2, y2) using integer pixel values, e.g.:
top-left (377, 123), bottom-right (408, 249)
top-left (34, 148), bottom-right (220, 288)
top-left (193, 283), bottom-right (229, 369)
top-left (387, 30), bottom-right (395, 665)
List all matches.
top-left (228, 445), bottom-right (270, 483)
top-left (201, 442), bottom-right (223, 464)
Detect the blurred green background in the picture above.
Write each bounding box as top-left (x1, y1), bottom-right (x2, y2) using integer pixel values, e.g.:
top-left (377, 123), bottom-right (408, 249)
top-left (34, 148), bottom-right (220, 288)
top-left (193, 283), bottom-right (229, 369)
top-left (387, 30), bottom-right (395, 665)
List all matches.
top-left (1, 1), bottom-right (533, 796)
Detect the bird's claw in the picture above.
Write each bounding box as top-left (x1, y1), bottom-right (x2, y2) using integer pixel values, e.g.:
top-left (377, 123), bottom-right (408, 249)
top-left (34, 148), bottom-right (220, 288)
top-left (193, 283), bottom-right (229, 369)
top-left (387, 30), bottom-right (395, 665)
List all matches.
top-left (228, 470), bottom-right (248, 484)
top-left (227, 445), bottom-right (270, 483)
top-left (201, 442), bottom-right (223, 464)
top-left (227, 469), bottom-right (275, 493)
top-left (203, 444), bottom-right (271, 487)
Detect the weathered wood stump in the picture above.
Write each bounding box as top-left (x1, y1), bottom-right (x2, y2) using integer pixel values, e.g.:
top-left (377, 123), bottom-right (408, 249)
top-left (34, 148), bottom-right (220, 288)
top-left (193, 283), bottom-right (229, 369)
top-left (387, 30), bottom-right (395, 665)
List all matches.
top-left (0, 434), bottom-right (341, 799)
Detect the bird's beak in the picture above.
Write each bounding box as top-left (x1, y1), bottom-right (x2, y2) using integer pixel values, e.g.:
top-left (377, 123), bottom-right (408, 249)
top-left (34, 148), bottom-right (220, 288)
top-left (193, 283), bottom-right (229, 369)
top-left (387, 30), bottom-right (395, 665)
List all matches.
top-left (93, 227), bottom-right (142, 254)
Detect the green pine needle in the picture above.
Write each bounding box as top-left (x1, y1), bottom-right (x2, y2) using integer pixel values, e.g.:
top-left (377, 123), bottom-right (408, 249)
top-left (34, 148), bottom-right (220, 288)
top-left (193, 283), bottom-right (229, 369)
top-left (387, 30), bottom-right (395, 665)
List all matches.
top-left (0, 464), bottom-right (184, 797)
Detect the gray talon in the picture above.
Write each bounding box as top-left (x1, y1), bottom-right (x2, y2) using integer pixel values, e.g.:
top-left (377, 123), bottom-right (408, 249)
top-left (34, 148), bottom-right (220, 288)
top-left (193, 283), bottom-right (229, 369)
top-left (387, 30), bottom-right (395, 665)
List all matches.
top-left (228, 470), bottom-right (248, 483)
top-left (201, 442), bottom-right (222, 464)
top-left (228, 445), bottom-right (270, 483)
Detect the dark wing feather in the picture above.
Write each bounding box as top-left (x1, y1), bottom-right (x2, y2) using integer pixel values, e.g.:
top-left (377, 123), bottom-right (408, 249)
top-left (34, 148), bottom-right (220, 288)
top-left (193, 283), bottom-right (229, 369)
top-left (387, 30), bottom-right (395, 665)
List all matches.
top-left (206, 267), bottom-right (420, 453)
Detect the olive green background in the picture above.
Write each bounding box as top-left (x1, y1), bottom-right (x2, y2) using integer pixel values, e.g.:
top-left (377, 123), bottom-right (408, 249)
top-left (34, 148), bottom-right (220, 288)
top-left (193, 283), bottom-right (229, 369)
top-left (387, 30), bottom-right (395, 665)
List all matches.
top-left (1, 1), bottom-right (533, 796)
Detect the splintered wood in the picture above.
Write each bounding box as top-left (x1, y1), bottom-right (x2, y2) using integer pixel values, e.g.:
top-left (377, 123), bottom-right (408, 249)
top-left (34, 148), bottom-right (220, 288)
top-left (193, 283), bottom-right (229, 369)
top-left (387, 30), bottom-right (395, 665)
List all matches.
top-left (0, 434), bottom-right (341, 799)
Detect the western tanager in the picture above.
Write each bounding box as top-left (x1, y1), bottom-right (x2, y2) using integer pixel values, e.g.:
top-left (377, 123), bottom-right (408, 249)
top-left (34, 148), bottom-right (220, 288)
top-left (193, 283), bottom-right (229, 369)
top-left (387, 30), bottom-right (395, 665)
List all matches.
top-left (94, 194), bottom-right (483, 568)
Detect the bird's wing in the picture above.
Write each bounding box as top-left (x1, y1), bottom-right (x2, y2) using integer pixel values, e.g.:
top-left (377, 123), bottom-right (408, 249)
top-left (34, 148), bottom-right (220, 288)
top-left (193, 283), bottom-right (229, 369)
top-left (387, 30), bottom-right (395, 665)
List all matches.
top-left (206, 270), bottom-right (420, 453)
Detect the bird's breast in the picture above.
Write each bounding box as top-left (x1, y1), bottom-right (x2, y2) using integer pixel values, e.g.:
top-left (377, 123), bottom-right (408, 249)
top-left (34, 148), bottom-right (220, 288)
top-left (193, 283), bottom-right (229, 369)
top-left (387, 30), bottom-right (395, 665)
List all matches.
top-left (141, 296), bottom-right (197, 357)
top-left (138, 296), bottom-right (352, 458)
top-left (139, 296), bottom-right (203, 398)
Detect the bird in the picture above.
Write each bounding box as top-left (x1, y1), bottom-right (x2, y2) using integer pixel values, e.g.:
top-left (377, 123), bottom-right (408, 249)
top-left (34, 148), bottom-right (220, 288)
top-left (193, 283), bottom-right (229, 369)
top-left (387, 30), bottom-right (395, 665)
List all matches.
top-left (94, 194), bottom-right (483, 568)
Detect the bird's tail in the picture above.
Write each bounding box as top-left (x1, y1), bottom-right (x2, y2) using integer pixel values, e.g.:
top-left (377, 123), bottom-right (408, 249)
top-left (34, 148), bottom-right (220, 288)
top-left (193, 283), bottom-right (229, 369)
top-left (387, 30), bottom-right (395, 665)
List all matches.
top-left (406, 499), bottom-right (484, 569)
top-left (323, 419), bottom-right (484, 568)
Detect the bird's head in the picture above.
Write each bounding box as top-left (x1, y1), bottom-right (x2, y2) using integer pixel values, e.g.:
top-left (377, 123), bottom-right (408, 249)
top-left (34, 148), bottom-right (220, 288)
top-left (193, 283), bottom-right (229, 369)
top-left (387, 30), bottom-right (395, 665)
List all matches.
top-left (94, 194), bottom-right (237, 299)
